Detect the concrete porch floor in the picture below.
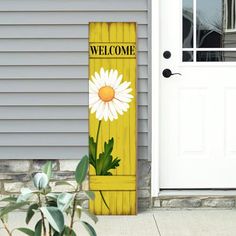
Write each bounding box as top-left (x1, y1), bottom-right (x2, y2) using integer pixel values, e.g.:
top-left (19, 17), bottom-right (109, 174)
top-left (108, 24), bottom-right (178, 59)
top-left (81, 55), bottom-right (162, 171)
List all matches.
top-left (2, 209), bottom-right (236, 236)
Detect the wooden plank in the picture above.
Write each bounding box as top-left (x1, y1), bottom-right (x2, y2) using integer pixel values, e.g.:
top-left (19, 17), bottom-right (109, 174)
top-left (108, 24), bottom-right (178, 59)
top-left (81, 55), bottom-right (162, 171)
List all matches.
top-left (90, 176), bottom-right (136, 191)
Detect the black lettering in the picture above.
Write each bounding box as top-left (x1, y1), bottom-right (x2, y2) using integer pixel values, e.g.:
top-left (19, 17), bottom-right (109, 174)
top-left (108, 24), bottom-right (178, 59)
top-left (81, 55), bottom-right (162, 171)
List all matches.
top-left (115, 46), bottom-right (121, 55)
top-left (90, 46), bottom-right (98, 55)
top-left (130, 45), bottom-right (136, 56)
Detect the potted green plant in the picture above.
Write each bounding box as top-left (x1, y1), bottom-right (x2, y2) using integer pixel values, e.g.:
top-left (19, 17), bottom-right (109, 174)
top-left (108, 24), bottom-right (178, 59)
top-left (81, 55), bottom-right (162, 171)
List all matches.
top-left (0, 155), bottom-right (97, 236)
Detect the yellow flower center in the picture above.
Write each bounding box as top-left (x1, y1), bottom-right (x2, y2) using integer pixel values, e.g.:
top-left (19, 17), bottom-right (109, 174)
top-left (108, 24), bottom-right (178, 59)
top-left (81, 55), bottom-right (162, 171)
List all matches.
top-left (98, 86), bottom-right (115, 102)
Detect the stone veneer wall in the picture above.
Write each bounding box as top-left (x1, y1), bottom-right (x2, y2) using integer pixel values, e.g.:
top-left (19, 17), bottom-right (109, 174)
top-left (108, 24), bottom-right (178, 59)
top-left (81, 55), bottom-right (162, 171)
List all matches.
top-left (0, 159), bottom-right (152, 210)
top-left (1, 160), bottom-right (236, 209)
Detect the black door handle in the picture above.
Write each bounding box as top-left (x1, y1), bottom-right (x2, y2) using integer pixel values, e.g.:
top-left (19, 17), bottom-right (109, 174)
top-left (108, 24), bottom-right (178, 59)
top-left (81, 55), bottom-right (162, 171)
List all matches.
top-left (162, 69), bottom-right (182, 78)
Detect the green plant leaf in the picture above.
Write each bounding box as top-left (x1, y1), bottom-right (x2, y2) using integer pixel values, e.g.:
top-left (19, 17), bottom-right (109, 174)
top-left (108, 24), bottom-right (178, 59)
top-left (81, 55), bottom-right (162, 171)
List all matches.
top-left (0, 202), bottom-right (28, 218)
top-left (89, 137), bottom-right (96, 169)
top-left (47, 193), bottom-right (59, 200)
top-left (82, 209), bottom-right (98, 223)
top-left (17, 188), bottom-right (33, 203)
top-left (42, 161), bottom-right (53, 180)
top-left (17, 228), bottom-right (35, 236)
top-left (81, 221), bottom-right (97, 236)
top-left (83, 191), bottom-right (95, 200)
top-left (40, 207), bottom-right (64, 233)
top-left (63, 226), bottom-right (77, 236)
top-left (75, 155), bottom-right (89, 185)
top-left (96, 138), bottom-right (120, 175)
top-left (0, 196), bottom-right (17, 203)
top-left (34, 219), bottom-right (42, 236)
top-left (57, 193), bottom-right (73, 212)
top-left (55, 181), bottom-right (75, 188)
top-left (76, 208), bottom-right (81, 219)
top-left (26, 203), bottom-right (39, 224)
top-left (33, 173), bottom-right (49, 190)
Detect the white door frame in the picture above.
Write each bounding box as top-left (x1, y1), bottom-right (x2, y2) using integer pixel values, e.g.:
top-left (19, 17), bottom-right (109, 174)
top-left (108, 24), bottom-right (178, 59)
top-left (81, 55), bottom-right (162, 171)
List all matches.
top-left (151, 0), bottom-right (161, 197)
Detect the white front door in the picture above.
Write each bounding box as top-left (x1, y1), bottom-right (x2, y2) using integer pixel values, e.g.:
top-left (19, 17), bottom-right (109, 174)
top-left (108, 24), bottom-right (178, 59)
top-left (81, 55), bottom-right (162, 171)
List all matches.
top-left (160, 0), bottom-right (236, 188)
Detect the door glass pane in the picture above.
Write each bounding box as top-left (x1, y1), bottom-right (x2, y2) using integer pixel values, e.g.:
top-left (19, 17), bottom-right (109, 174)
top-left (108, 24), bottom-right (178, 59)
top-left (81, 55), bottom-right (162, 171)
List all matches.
top-left (197, 51), bottom-right (236, 61)
top-left (182, 0), bottom-right (236, 62)
top-left (183, 51), bottom-right (194, 61)
top-left (183, 0), bottom-right (193, 48)
top-left (197, 0), bottom-right (223, 48)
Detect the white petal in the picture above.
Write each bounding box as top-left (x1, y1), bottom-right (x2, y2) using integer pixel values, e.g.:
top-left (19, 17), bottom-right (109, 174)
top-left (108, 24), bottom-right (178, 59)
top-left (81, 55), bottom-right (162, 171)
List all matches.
top-left (116, 81), bottom-right (131, 91)
top-left (108, 109), bottom-right (114, 121)
top-left (89, 94), bottom-right (100, 106)
top-left (113, 75), bottom-right (123, 89)
top-left (114, 99), bottom-right (129, 112)
top-left (91, 75), bottom-right (102, 89)
top-left (118, 88), bottom-right (132, 94)
top-left (96, 102), bottom-right (105, 120)
top-left (115, 94), bottom-right (132, 103)
top-left (89, 81), bottom-right (99, 93)
top-left (91, 100), bottom-right (102, 114)
top-left (117, 92), bottom-right (134, 99)
top-left (103, 103), bottom-right (109, 121)
top-left (112, 99), bottom-right (124, 115)
top-left (108, 102), bottom-right (118, 120)
top-left (95, 72), bottom-right (105, 86)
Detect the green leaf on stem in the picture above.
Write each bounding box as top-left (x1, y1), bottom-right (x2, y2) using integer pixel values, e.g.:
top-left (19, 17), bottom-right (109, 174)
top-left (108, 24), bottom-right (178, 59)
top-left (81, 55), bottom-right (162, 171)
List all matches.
top-left (0, 196), bottom-right (17, 203)
top-left (75, 155), bottom-right (89, 185)
top-left (17, 228), bottom-right (35, 236)
top-left (55, 181), bottom-right (75, 188)
top-left (57, 193), bottom-right (73, 212)
top-left (83, 191), bottom-right (95, 200)
top-left (0, 202), bottom-right (29, 218)
top-left (63, 226), bottom-right (77, 236)
top-left (42, 161), bottom-right (53, 180)
top-left (81, 221), bottom-right (97, 236)
top-left (34, 219), bottom-right (42, 236)
top-left (82, 209), bottom-right (98, 223)
top-left (40, 207), bottom-right (64, 233)
top-left (96, 138), bottom-right (120, 175)
top-left (89, 137), bottom-right (96, 169)
top-left (26, 203), bottom-right (39, 224)
top-left (17, 188), bottom-right (33, 203)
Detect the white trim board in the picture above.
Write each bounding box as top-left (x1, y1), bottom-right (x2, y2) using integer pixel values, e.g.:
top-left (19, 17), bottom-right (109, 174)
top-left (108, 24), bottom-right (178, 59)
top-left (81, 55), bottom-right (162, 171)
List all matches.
top-left (159, 190), bottom-right (236, 197)
top-left (151, 0), bottom-right (160, 197)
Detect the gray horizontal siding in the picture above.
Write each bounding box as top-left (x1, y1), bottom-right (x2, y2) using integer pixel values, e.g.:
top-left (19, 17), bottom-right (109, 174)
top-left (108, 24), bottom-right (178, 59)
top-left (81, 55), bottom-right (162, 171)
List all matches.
top-left (0, 12), bottom-right (147, 25)
top-left (0, 0), bottom-right (150, 160)
top-left (0, 39), bottom-right (148, 51)
top-left (0, 106), bottom-right (148, 119)
top-left (0, 65), bottom-right (148, 79)
top-left (0, 146), bottom-right (147, 159)
top-left (0, 25), bottom-right (148, 38)
top-left (0, 133), bottom-right (147, 146)
top-left (0, 52), bottom-right (148, 65)
top-left (0, 92), bottom-right (148, 105)
top-left (0, 0), bottom-right (148, 11)
top-left (0, 79), bottom-right (148, 92)
top-left (0, 119), bottom-right (148, 133)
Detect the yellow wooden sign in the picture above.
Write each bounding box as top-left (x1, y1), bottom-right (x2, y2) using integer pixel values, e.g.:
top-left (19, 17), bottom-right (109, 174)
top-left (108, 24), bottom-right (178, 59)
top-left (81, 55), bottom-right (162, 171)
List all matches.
top-left (89, 22), bottom-right (137, 215)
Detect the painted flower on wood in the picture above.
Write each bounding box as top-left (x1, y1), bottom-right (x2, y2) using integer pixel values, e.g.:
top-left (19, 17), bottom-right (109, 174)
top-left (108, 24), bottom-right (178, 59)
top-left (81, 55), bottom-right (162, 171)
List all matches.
top-left (89, 67), bottom-right (134, 210)
top-left (89, 67), bottom-right (133, 122)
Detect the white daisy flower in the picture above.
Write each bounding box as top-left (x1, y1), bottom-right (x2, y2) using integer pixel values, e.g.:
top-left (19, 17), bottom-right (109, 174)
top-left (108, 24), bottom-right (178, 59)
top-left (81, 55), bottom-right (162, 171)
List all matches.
top-left (89, 67), bottom-right (134, 122)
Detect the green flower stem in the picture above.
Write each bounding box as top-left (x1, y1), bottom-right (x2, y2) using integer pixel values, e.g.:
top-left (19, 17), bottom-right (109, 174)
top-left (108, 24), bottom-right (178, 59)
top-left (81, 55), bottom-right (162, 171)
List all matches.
top-left (94, 120), bottom-right (110, 210)
top-left (95, 120), bottom-right (102, 174)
